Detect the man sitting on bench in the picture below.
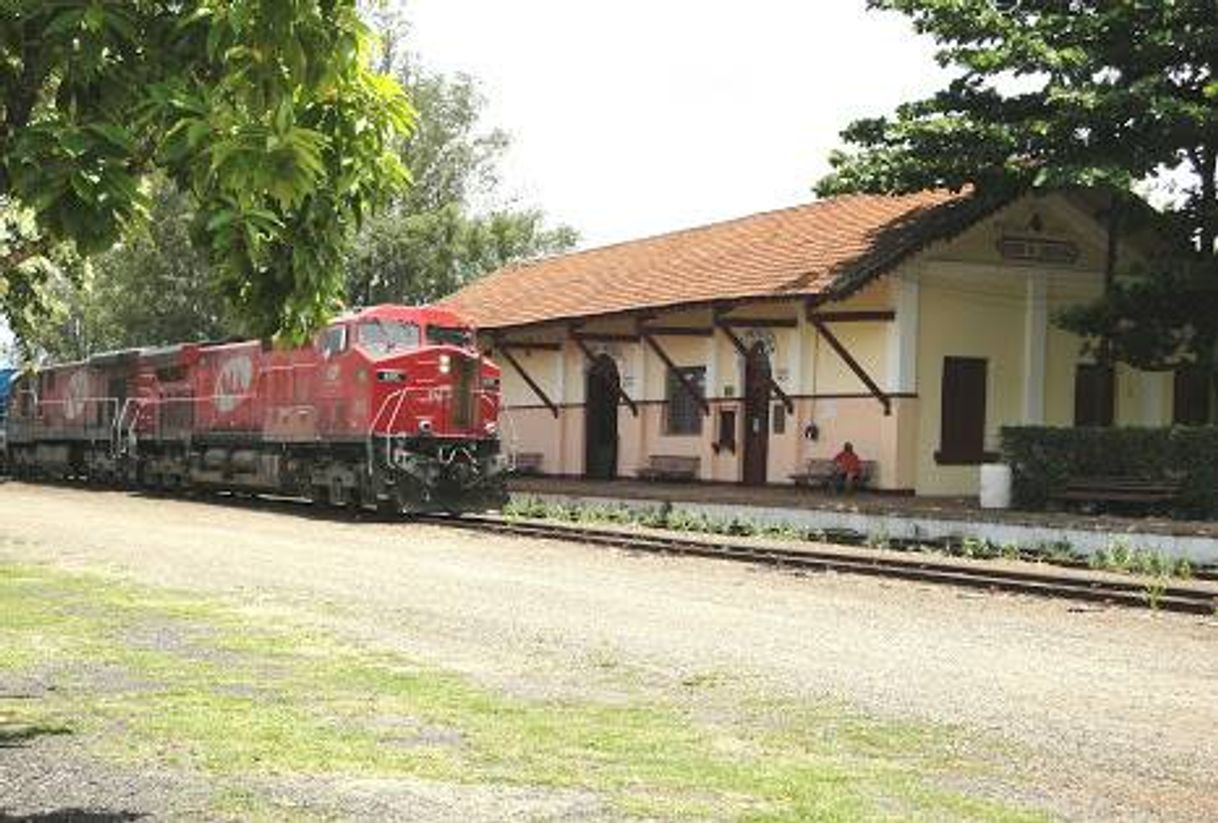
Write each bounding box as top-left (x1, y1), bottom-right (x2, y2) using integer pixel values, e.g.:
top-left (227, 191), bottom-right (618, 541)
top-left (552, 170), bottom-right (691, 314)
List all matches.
top-left (831, 442), bottom-right (863, 493)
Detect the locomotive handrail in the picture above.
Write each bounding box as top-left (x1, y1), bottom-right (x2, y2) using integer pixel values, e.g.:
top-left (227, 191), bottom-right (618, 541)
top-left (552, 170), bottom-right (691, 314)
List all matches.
top-left (365, 385), bottom-right (451, 471)
top-left (111, 397), bottom-right (144, 457)
top-left (366, 388), bottom-right (406, 473)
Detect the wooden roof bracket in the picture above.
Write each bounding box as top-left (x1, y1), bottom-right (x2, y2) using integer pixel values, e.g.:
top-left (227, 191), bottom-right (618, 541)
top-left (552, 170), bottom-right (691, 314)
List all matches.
top-left (495, 340), bottom-right (563, 352)
top-left (493, 335), bottom-right (559, 418)
top-left (810, 318), bottom-right (892, 416)
top-left (642, 333), bottom-right (710, 416)
top-left (715, 321), bottom-right (796, 415)
top-left (807, 309), bottom-right (895, 323)
top-left (570, 332), bottom-right (639, 417)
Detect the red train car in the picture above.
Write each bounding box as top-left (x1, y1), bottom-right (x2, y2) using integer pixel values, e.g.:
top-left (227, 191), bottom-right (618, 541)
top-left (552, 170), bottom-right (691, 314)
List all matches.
top-left (5, 305), bottom-right (506, 513)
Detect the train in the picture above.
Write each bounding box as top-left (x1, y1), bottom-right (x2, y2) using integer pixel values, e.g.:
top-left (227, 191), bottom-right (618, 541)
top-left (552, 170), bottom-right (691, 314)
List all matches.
top-left (1, 305), bottom-right (508, 514)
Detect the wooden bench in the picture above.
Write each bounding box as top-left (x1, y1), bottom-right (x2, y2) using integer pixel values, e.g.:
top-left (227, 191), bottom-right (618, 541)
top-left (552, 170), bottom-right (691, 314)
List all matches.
top-left (636, 455), bottom-right (700, 482)
top-left (789, 458), bottom-right (876, 490)
top-left (1054, 476), bottom-right (1182, 508)
top-left (512, 452), bottom-right (545, 475)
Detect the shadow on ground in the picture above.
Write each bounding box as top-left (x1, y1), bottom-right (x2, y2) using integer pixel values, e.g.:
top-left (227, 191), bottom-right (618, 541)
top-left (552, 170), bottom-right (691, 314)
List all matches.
top-left (0, 811), bottom-right (146, 822)
top-left (0, 724), bottom-right (72, 750)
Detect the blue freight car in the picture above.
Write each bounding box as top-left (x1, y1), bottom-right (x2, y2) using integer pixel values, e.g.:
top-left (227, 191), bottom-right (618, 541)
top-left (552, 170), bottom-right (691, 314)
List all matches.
top-left (0, 366), bottom-right (12, 472)
top-left (0, 367), bottom-right (12, 421)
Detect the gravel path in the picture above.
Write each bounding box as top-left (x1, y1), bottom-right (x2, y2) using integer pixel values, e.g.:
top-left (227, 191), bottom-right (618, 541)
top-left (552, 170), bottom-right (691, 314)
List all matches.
top-left (2, 482), bottom-right (1217, 821)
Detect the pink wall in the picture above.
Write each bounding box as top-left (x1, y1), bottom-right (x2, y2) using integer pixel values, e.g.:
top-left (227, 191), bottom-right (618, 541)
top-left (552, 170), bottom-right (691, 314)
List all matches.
top-left (501, 395), bottom-right (911, 490)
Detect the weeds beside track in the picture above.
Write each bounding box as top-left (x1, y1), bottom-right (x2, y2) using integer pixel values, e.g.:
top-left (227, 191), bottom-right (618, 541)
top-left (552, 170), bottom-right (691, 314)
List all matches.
top-left (421, 514), bottom-right (1218, 616)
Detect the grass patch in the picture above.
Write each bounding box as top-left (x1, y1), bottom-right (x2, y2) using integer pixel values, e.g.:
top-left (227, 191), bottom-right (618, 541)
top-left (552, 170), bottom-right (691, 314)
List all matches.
top-left (0, 561), bottom-right (1051, 821)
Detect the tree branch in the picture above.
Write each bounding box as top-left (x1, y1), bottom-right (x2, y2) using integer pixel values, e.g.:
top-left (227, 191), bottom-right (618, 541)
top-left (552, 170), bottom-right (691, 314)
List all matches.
top-left (1199, 144), bottom-right (1217, 257)
top-left (0, 237), bottom-right (51, 273)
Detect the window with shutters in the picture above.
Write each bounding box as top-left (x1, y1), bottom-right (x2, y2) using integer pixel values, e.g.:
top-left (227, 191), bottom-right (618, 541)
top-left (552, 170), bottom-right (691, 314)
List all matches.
top-left (664, 366), bottom-right (706, 435)
top-left (1074, 364), bottom-right (1115, 427)
top-left (1173, 367), bottom-right (1211, 425)
top-left (936, 357), bottom-right (989, 465)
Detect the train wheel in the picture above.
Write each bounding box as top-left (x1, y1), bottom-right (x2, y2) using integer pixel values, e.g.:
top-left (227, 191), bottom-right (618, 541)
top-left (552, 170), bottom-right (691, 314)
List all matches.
top-left (375, 491), bottom-right (399, 517)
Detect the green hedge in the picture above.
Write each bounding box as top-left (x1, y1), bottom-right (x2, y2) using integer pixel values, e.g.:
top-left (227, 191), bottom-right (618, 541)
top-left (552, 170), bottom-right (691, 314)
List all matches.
top-left (1000, 425), bottom-right (1218, 518)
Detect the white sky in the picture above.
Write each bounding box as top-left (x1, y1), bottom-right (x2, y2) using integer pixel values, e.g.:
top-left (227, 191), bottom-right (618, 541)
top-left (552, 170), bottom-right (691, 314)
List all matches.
top-left (406, 0), bottom-right (950, 248)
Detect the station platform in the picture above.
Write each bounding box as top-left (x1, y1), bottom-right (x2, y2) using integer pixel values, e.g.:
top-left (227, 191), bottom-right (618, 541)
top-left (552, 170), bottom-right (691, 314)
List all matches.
top-left (507, 476), bottom-right (1218, 562)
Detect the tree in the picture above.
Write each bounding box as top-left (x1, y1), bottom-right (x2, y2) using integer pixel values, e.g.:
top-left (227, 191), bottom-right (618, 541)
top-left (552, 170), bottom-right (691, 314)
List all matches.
top-left (348, 204), bottom-right (577, 307)
top-left (19, 177), bottom-right (234, 361)
top-left (817, 1), bottom-right (1218, 376)
top-left (1, 0), bottom-right (412, 343)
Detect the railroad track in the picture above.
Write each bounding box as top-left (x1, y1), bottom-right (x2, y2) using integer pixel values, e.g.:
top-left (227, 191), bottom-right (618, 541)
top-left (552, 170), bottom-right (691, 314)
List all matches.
top-left (7, 478), bottom-right (1216, 614)
top-left (419, 514), bottom-right (1218, 616)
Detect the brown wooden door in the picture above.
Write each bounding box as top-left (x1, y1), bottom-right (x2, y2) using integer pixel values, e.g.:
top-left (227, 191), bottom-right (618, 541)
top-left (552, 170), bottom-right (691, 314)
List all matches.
top-left (584, 354), bottom-right (620, 479)
top-left (939, 357), bottom-right (987, 463)
top-left (743, 343), bottom-right (770, 485)
top-left (1074, 364), bottom-right (1115, 427)
top-left (1174, 366), bottom-right (1212, 425)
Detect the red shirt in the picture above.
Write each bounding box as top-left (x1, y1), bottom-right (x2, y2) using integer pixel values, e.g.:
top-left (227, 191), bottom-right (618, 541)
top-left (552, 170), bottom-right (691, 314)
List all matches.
top-left (833, 449), bottom-right (862, 476)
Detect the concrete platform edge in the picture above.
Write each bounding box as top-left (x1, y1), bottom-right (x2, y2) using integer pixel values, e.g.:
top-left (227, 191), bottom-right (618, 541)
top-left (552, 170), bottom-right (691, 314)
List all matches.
top-left (510, 492), bottom-right (1218, 563)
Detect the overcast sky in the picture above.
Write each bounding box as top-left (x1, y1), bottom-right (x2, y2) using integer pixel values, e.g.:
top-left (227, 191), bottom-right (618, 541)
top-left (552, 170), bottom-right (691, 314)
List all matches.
top-left (406, 0), bottom-right (951, 248)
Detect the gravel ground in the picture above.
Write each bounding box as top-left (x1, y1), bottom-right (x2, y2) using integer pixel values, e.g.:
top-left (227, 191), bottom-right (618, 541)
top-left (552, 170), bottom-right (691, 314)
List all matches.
top-left (2, 482), bottom-right (1218, 821)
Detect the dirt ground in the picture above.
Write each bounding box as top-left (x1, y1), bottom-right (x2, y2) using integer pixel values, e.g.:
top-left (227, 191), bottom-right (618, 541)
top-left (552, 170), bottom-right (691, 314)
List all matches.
top-left (2, 481), bottom-right (1217, 821)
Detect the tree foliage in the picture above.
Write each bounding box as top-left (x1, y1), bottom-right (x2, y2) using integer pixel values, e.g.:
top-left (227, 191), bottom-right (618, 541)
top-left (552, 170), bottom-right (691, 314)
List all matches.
top-left (19, 177), bottom-right (234, 362)
top-left (817, 1), bottom-right (1218, 372)
top-left (0, 0), bottom-right (413, 342)
top-left (348, 204), bottom-right (576, 307)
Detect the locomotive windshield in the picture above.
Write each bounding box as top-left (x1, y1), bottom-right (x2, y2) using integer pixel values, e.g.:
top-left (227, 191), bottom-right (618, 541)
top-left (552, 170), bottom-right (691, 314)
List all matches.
top-left (358, 320), bottom-right (420, 354)
top-left (426, 326), bottom-right (473, 348)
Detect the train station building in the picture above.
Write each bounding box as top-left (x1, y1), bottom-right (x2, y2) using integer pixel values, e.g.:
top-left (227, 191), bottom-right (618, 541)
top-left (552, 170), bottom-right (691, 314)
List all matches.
top-left (442, 188), bottom-right (1194, 496)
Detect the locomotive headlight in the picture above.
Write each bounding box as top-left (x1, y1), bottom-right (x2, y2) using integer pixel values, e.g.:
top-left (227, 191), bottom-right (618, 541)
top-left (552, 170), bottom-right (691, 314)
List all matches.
top-left (482, 376), bottom-right (500, 391)
top-left (377, 369), bottom-right (407, 383)
top-left (484, 421), bottom-right (498, 435)
top-left (438, 354), bottom-right (452, 375)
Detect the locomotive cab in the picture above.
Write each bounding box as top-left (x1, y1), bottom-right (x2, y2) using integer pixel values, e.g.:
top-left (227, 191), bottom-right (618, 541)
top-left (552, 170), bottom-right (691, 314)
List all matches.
top-left (333, 305), bottom-right (505, 512)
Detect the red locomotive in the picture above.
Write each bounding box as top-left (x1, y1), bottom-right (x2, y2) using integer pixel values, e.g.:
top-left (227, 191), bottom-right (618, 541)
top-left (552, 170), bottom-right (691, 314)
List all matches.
top-left (4, 305), bottom-right (507, 513)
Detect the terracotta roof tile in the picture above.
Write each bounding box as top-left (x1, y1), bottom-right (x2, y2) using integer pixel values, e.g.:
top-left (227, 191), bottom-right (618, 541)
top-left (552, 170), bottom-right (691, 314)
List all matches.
top-left (441, 189), bottom-right (989, 329)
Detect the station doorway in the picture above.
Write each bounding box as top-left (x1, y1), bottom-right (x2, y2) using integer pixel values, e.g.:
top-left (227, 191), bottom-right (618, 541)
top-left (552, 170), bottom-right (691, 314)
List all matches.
top-left (742, 342), bottom-right (771, 485)
top-left (584, 354), bottom-right (620, 479)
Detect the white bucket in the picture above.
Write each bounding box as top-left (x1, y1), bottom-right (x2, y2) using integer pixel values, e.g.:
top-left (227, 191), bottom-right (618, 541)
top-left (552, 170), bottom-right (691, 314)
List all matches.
top-left (979, 463), bottom-right (1013, 509)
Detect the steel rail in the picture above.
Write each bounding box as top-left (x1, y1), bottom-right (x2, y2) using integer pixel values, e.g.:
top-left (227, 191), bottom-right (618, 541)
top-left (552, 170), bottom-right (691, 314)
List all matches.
top-left (418, 514), bottom-right (1218, 616)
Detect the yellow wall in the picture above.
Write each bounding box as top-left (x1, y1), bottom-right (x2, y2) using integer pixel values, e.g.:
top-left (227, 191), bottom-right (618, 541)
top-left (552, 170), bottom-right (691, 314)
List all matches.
top-left (914, 265), bottom-right (1025, 495)
top-left (913, 192), bottom-right (1173, 496)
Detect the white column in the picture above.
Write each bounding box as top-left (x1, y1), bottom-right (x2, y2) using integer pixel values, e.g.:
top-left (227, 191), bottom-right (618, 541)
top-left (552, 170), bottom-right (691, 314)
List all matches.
top-left (554, 342), bottom-right (567, 471)
top-left (631, 339), bottom-right (646, 399)
top-left (636, 335), bottom-right (650, 467)
top-left (1140, 371), bottom-right (1169, 425)
top-left (705, 330), bottom-right (720, 399)
top-left (554, 342), bottom-right (567, 403)
top-left (787, 314), bottom-right (804, 395)
top-left (886, 271), bottom-right (920, 394)
top-left (1022, 272), bottom-right (1047, 423)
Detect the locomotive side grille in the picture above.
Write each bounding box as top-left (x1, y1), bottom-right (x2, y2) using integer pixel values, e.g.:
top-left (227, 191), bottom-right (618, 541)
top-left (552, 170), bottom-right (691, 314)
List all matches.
top-left (451, 354), bottom-right (477, 429)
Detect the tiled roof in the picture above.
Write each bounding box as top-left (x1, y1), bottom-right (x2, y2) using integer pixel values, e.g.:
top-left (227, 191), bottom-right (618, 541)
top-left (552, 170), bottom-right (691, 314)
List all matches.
top-left (440, 189), bottom-right (992, 329)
